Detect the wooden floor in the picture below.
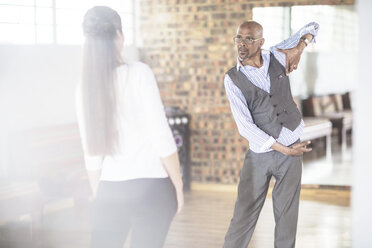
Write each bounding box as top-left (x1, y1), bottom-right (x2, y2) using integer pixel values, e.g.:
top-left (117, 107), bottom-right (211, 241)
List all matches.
top-left (0, 186), bottom-right (350, 248)
top-left (162, 188), bottom-right (351, 248)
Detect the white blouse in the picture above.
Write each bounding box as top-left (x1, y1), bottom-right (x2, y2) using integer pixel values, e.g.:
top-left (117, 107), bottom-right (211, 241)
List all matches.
top-left (76, 62), bottom-right (177, 181)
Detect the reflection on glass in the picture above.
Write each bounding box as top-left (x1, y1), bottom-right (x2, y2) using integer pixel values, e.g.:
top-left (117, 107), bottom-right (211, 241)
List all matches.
top-left (55, 0), bottom-right (89, 9)
top-left (0, 0), bottom-right (34, 5)
top-left (56, 9), bottom-right (84, 25)
top-left (0, 23), bottom-right (15, 43)
top-left (291, 5), bottom-right (358, 52)
top-left (121, 13), bottom-right (133, 28)
top-left (123, 28), bottom-right (134, 46)
top-left (56, 25), bottom-right (83, 44)
top-left (92, 0), bottom-right (121, 10)
top-left (36, 25), bottom-right (53, 43)
top-left (0, 1), bottom-right (136, 45)
top-left (252, 7), bottom-right (289, 49)
top-left (0, 5), bottom-right (34, 24)
top-left (0, 23), bottom-right (35, 43)
top-left (36, 7), bottom-right (53, 25)
top-left (36, 0), bottom-right (52, 7)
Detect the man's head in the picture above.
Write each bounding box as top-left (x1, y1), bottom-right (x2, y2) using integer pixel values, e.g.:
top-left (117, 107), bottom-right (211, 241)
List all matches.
top-left (235, 21), bottom-right (265, 61)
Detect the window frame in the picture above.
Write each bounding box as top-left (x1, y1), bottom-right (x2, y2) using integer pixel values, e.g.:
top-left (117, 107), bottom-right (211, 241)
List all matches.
top-left (0, 0), bottom-right (137, 46)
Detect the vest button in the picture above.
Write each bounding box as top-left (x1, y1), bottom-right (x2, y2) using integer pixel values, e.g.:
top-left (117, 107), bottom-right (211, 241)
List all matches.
top-left (280, 122), bottom-right (283, 125)
top-left (273, 104), bottom-right (277, 108)
top-left (269, 94), bottom-right (273, 98)
top-left (276, 113), bottom-right (280, 116)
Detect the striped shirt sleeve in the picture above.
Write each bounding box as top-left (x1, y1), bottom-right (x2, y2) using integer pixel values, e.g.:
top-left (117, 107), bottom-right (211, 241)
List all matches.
top-left (270, 22), bottom-right (319, 67)
top-left (224, 74), bottom-right (276, 152)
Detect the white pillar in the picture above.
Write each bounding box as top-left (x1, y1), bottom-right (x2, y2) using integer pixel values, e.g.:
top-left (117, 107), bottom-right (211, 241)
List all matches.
top-left (353, 0), bottom-right (372, 247)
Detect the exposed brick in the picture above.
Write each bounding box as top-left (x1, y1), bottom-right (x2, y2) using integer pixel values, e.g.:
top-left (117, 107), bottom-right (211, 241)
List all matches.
top-left (140, 0), bottom-right (354, 184)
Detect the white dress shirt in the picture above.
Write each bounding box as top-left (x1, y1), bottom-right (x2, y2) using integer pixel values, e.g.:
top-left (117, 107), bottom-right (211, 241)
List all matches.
top-left (76, 62), bottom-right (177, 181)
top-left (224, 22), bottom-right (319, 153)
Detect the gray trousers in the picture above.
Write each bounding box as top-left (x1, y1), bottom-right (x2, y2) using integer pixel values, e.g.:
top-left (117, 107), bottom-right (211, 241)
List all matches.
top-left (223, 148), bottom-right (303, 248)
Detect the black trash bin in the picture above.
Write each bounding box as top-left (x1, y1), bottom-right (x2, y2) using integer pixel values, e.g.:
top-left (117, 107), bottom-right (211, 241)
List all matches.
top-left (165, 107), bottom-right (191, 191)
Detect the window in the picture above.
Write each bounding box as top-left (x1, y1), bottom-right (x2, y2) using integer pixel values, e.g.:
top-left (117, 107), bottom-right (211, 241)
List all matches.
top-left (291, 5), bottom-right (358, 52)
top-left (253, 5), bottom-right (359, 52)
top-left (253, 5), bottom-right (359, 96)
top-left (0, 0), bottom-right (136, 45)
top-left (252, 7), bottom-right (291, 50)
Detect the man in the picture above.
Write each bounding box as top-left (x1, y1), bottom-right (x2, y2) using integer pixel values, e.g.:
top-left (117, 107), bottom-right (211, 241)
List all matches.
top-left (223, 21), bottom-right (319, 248)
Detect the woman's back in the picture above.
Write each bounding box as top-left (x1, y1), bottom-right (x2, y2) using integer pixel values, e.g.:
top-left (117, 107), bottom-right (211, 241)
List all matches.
top-left (76, 61), bottom-right (177, 181)
top-left (79, 7), bottom-right (183, 248)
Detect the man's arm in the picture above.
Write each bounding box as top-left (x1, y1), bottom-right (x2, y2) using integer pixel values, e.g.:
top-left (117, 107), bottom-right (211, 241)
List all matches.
top-left (225, 75), bottom-right (311, 155)
top-left (224, 74), bottom-right (276, 152)
top-left (276, 33), bottom-right (314, 75)
top-left (271, 140), bottom-right (312, 156)
top-left (225, 75), bottom-right (312, 156)
top-left (270, 22), bottom-right (319, 75)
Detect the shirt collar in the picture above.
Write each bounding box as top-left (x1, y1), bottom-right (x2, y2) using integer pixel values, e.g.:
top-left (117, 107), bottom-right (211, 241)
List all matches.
top-left (236, 57), bottom-right (243, 71)
top-left (236, 50), bottom-right (270, 74)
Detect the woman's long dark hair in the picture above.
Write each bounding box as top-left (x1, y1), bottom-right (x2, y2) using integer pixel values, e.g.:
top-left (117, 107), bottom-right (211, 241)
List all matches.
top-left (81, 6), bottom-right (123, 156)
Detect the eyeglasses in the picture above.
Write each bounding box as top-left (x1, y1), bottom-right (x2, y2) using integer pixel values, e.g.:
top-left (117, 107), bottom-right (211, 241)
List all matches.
top-left (233, 36), bottom-right (263, 45)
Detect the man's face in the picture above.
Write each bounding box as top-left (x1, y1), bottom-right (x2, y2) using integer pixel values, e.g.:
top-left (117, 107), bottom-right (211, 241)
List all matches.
top-left (236, 26), bottom-right (263, 61)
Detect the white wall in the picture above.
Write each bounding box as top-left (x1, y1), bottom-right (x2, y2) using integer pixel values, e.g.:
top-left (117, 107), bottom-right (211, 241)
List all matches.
top-left (0, 45), bottom-right (82, 130)
top-left (0, 44), bottom-right (138, 176)
top-left (289, 51), bottom-right (357, 97)
top-left (0, 44), bottom-right (139, 130)
top-left (352, 0), bottom-right (372, 246)
top-left (0, 45), bottom-right (81, 176)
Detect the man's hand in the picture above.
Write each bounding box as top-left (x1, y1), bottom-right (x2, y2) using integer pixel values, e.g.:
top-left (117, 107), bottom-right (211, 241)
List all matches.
top-left (277, 33), bottom-right (314, 75)
top-left (277, 46), bottom-right (304, 75)
top-left (286, 141), bottom-right (312, 156)
top-left (271, 140), bottom-right (312, 156)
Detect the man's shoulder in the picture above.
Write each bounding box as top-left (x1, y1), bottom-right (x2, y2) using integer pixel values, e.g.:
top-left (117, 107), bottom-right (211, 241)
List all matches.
top-left (225, 65), bottom-right (239, 82)
top-left (226, 65), bottom-right (237, 74)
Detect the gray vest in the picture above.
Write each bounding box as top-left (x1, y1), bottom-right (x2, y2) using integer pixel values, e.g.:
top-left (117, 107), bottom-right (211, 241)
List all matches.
top-left (227, 53), bottom-right (302, 139)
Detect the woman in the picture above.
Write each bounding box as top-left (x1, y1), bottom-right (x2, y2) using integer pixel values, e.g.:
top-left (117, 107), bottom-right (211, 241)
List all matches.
top-left (76, 6), bottom-right (184, 248)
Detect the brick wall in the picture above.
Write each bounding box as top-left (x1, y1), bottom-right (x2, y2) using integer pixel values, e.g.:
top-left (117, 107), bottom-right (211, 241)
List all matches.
top-left (139, 0), bottom-right (354, 184)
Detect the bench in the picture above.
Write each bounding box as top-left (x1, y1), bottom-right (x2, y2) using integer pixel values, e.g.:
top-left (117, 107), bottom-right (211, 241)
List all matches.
top-left (301, 117), bottom-right (332, 159)
top-left (294, 97), bottom-right (333, 159)
top-left (302, 92), bottom-right (353, 152)
top-left (2, 124), bottom-right (91, 244)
